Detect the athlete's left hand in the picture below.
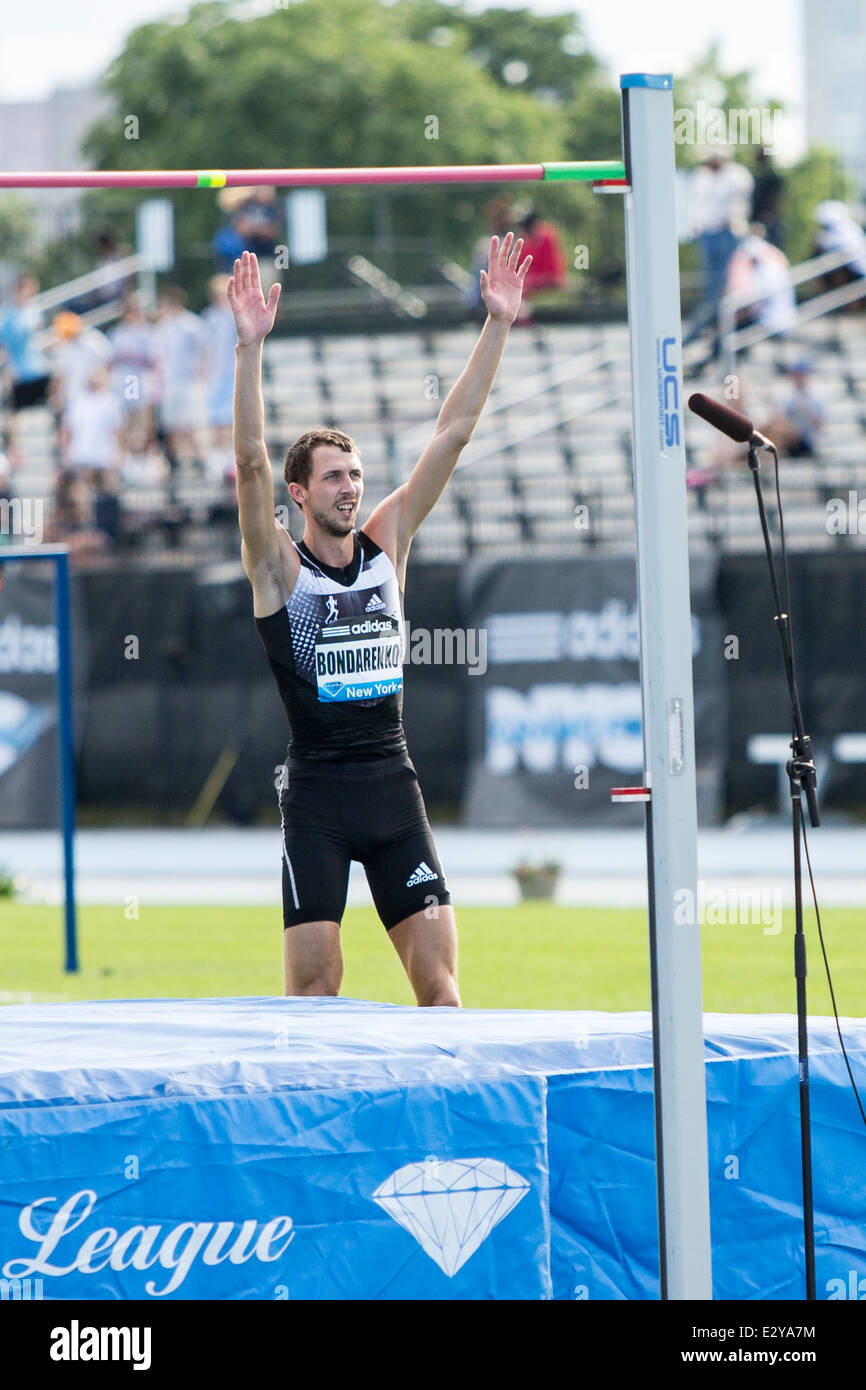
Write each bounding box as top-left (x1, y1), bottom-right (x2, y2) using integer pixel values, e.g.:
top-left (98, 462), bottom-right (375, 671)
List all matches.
top-left (480, 233), bottom-right (533, 323)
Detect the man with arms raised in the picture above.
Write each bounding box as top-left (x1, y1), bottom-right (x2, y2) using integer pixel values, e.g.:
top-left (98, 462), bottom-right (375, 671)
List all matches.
top-left (228, 237), bottom-right (531, 1005)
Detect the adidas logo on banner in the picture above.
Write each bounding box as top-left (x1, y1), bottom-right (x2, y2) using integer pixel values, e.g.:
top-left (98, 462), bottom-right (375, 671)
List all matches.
top-left (406, 861), bottom-right (437, 887)
top-left (365, 593), bottom-right (386, 612)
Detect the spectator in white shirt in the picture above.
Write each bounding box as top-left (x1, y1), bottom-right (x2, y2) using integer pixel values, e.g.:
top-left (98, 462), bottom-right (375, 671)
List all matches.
top-left (725, 225), bottom-right (796, 338)
top-left (50, 312), bottom-right (113, 421)
top-left (813, 201), bottom-right (866, 307)
top-left (689, 149), bottom-right (754, 354)
top-left (153, 286), bottom-right (207, 480)
top-left (60, 363), bottom-right (123, 489)
top-left (201, 274), bottom-right (238, 480)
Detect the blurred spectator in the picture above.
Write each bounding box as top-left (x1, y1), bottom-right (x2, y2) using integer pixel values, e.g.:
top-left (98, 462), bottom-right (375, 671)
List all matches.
top-left (50, 312), bottom-right (113, 423)
top-left (761, 359), bottom-right (825, 458)
top-left (90, 229), bottom-right (132, 306)
top-left (212, 202), bottom-right (247, 274)
top-left (0, 445), bottom-right (13, 543)
top-left (813, 201), bottom-right (866, 304)
top-left (43, 468), bottom-right (109, 561)
top-left (725, 224), bottom-right (796, 338)
top-left (60, 364), bottom-right (123, 491)
top-left (688, 149), bottom-right (754, 353)
top-left (153, 286), bottom-right (207, 480)
top-left (236, 188), bottom-right (281, 291)
top-left (110, 293), bottom-right (158, 466)
top-left (214, 187), bottom-right (281, 293)
top-left (465, 196), bottom-right (514, 310)
top-left (688, 383), bottom-right (753, 489)
top-left (515, 208), bottom-right (568, 324)
top-left (750, 147), bottom-right (785, 249)
top-left (70, 229), bottom-right (133, 313)
top-left (0, 274), bottom-right (51, 467)
top-left (201, 274), bottom-right (237, 480)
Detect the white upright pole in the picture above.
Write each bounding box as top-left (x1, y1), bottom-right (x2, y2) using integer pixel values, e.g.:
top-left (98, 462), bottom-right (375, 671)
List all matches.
top-left (619, 72), bottom-right (712, 1300)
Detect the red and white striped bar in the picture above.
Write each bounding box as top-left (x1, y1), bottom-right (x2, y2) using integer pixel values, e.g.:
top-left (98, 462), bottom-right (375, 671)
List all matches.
top-left (610, 786), bottom-right (652, 804)
top-left (592, 178), bottom-right (631, 194)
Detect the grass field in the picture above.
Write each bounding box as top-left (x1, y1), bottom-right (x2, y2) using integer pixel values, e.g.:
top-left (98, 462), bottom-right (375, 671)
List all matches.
top-left (1, 902), bottom-right (864, 1015)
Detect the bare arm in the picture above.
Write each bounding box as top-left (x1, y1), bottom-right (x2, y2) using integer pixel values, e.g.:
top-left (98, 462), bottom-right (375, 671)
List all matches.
top-left (226, 253), bottom-right (287, 609)
top-left (365, 233), bottom-right (531, 580)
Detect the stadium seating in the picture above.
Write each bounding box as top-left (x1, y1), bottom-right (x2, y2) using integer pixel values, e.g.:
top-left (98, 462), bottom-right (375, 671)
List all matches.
top-left (12, 313), bottom-right (866, 563)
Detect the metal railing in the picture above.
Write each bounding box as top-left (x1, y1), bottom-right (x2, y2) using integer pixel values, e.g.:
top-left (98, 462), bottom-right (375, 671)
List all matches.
top-left (719, 245), bottom-right (866, 370)
top-left (28, 254), bottom-right (159, 347)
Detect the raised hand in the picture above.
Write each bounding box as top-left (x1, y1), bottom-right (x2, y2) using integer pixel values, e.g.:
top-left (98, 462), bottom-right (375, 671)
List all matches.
top-left (479, 233), bottom-right (533, 323)
top-left (226, 251), bottom-right (281, 346)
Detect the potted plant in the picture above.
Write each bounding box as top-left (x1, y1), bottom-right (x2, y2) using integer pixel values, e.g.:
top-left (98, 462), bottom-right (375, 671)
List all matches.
top-left (0, 865), bottom-right (18, 900)
top-left (513, 859), bottom-right (562, 901)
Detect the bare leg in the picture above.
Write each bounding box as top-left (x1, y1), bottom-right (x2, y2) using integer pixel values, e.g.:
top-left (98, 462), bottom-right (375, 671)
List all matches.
top-left (283, 920), bottom-right (343, 997)
top-left (388, 905), bottom-right (460, 1007)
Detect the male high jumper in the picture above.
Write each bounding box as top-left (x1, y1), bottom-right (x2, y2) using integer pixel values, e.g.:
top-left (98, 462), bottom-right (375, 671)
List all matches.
top-left (228, 235), bottom-right (531, 1005)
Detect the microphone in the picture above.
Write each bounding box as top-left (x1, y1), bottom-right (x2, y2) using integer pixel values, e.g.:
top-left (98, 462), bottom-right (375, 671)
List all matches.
top-left (688, 393), bottom-right (774, 449)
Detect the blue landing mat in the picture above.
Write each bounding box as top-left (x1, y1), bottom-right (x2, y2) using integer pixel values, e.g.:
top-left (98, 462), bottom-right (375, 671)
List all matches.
top-left (0, 999), bottom-right (864, 1300)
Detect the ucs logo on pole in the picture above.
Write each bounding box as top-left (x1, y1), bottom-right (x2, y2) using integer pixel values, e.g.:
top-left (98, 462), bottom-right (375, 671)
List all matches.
top-left (655, 335), bottom-right (681, 452)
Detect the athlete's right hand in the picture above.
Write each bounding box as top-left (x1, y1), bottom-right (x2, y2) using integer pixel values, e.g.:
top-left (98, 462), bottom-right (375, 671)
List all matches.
top-left (227, 251), bottom-right (281, 345)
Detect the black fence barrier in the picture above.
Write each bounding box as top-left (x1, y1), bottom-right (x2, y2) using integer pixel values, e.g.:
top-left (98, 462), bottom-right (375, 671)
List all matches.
top-left (459, 550), bottom-right (727, 826)
top-left (2, 550), bottom-right (864, 828)
top-left (718, 550), bottom-right (866, 815)
top-left (76, 560), bottom-right (464, 824)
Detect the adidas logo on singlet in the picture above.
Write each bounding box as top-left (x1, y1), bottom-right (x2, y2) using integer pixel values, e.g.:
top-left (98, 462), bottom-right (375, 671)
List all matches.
top-left (406, 861), bottom-right (438, 887)
top-left (365, 592), bottom-right (386, 612)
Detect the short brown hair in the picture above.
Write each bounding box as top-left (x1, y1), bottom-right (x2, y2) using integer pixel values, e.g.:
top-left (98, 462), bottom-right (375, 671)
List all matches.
top-left (283, 428), bottom-right (360, 507)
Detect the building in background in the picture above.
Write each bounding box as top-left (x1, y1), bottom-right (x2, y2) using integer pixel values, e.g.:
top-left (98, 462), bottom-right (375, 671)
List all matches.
top-left (0, 84), bottom-right (109, 248)
top-left (804, 0), bottom-right (866, 196)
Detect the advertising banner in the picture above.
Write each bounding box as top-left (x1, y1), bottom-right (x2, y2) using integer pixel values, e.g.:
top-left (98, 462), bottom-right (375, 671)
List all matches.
top-left (460, 551), bottom-right (725, 825)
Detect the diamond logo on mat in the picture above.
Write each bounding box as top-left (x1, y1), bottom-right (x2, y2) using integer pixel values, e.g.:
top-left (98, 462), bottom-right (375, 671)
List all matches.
top-left (372, 1158), bottom-right (530, 1277)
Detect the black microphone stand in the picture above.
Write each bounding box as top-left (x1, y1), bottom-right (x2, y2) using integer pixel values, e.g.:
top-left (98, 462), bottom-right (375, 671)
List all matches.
top-left (747, 439), bottom-right (819, 1301)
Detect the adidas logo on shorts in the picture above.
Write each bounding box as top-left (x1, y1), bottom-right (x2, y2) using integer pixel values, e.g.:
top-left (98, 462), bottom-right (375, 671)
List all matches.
top-left (365, 592), bottom-right (386, 612)
top-left (406, 861), bottom-right (438, 887)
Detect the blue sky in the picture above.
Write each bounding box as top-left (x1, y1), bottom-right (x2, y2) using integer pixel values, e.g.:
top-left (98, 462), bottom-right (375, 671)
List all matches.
top-left (0, 0), bottom-right (807, 157)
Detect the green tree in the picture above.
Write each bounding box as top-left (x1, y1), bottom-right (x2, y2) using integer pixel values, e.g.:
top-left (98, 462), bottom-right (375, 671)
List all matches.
top-left (393, 2), bottom-right (599, 103)
top-left (673, 42), bottom-right (852, 285)
top-left (72, 0), bottom-right (566, 304)
top-left (0, 196), bottom-right (38, 267)
top-left (784, 147), bottom-right (856, 265)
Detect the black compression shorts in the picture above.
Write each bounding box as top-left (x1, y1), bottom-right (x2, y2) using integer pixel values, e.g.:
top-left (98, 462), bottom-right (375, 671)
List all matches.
top-left (276, 751), bottom-right (451, 931)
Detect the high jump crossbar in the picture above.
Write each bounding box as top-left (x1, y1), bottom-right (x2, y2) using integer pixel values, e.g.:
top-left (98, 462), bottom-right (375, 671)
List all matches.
top-left (2, 74), bottom-right (711, 1301)
top-left (0, 162), bottom-right (625, 190)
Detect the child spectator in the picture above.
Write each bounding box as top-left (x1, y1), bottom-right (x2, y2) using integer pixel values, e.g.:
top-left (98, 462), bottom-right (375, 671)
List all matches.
top-left (50, 312), bottom-right (113, 422)
top-left (61, 364), bottom-right (123, 490)
top-left (110, 293), bottom-right (158, 467)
